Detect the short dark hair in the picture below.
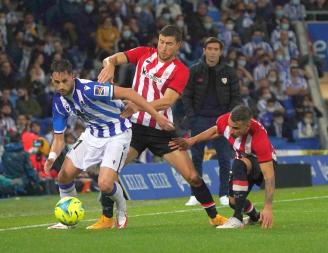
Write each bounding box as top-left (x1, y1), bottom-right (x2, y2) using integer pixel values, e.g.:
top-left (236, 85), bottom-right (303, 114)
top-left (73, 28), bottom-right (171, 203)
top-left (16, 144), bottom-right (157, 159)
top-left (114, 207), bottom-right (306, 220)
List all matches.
top-left (230, 105), bottom-right (253, 122)
top-left (203, 37), bottom-right (224, 50)
top-left (159, 25), bottom-right (182, 42)
top-left (51, 59), bottom-right (73, 74)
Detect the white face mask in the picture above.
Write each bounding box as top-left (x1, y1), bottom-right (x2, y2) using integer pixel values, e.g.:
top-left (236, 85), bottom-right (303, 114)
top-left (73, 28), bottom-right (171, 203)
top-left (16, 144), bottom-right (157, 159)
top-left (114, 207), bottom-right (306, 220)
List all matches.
top-left (163, 13), bottom-right (171, 21)
top-left (122, 30), bottom-right (132, 39)
top-left (85, 5), bottom-right (94, 14)
top-left (204, 23), bottom-right (212, 30)
top-left (275, 117), bottom-right (284, 124)
top-left (135, 6), bottom-right (142, 14)
top-left (304, 118), bottom-right (312, 124)
top-left (238, 60), bottom-right (246, 67)
top-left (0, 18), bottom-right (6, 25)
top-left (177, 20), bottom-right (184, 28)
top-left (226, 23), bottom-right (234, 31)
top-left (268, 76), bottom-right (277, 83)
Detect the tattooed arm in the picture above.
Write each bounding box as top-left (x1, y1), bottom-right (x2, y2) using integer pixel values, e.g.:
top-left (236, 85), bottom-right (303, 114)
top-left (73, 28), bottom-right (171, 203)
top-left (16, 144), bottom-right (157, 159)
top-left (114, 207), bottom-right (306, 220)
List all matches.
top-left (259, 161), bottom-right (275, 229)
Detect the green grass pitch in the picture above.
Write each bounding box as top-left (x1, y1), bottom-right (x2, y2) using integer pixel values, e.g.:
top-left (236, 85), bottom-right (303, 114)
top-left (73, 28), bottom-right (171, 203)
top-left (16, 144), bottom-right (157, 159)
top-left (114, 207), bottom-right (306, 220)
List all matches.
top-left (0, 185), bottom-right (327, 253)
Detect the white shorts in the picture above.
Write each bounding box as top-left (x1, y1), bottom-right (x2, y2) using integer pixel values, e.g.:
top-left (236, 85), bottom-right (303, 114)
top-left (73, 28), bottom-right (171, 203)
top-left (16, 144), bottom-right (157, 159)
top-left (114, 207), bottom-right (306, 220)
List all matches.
top-left (67, 129), bottom-right (132, 172)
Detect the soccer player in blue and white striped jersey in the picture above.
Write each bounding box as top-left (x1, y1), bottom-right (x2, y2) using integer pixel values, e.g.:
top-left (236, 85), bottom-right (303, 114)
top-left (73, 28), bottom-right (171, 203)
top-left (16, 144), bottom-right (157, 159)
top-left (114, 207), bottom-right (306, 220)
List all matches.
top-left (45, 59), bottom-right (173, 229)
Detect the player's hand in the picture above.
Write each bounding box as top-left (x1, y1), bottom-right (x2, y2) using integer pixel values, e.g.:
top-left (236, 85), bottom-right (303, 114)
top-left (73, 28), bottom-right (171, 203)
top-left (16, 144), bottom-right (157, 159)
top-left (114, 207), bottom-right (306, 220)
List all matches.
top-left (98, 64), bottom-right (115, 84)
top-left (44, 158), bottom-right (55, 173)
top-left (168, 137), bottom-right (194, 150)
top-left (120, 100), bottom-right (139, 118)
top-left (155, 114), bottom-right (175, 131)
top-left (259, 205), bottom-right (273, 229)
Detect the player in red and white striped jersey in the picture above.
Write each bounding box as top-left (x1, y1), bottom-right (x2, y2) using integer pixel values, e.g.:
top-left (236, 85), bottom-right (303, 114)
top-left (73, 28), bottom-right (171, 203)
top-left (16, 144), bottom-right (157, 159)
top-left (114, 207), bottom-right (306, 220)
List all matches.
top-left (88, 25), bottom-right (227, 229)
top-left (170, 105), bottom-right (275, 229)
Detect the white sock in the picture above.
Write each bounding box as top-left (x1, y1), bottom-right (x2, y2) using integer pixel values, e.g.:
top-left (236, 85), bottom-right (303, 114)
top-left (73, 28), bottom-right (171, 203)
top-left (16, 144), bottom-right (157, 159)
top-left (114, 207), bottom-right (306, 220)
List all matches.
top-left (107, 182), bottom-right (126, 212)
top-left (59, 182), bottom-right (77, 198)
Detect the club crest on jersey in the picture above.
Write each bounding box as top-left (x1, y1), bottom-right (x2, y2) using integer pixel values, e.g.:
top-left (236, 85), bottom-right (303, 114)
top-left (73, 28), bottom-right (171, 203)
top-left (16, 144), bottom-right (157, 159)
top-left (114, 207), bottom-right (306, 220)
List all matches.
top-left (94, 85), bottom-right (109, 96)
top-left (221, 78), bottom-right (228, 84)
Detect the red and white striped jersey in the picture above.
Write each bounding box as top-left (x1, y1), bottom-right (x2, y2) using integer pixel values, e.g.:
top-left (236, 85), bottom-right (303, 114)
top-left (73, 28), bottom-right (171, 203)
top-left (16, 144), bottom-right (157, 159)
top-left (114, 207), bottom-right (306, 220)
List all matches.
top-left (124, 47), bottom-right (189, 129)
top-left (216, 113), bottom-right (276, 163)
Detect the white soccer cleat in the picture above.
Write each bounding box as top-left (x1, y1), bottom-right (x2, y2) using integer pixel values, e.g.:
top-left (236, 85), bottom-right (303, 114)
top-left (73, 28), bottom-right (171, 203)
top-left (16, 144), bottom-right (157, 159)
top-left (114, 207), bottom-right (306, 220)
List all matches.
top-left (219, 195), bottom-right (229, 206)
top-left (216, 217), bottom-right (244, 229)
top-left (47, 222), bottom-right (75, 230)
top-left (185, 196), bottom-right (200, 206)
top-left (116, 210), bottom-right (128, 229)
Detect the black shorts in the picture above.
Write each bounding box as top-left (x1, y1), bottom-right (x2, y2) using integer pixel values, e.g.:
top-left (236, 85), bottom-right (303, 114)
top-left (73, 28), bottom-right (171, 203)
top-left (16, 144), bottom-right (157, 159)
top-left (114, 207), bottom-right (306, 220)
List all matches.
top-left (229, 156), bottom-right (276, 196)
top-left (130, 123), bottom-right (178, 157)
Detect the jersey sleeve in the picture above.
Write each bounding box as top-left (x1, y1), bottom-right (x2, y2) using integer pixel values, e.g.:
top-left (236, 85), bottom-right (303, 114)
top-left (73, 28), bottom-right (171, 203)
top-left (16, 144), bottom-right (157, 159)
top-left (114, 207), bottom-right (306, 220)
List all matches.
top-left (52, 99), bottom-right (68, 134)
top-left (216, 114), bottom-right (229, 135)
top-left (83, 81), bottom-right (114, 103)
top-left (167, 65), bottom-right (190, 95)
top-left (252, 129), bottom-right (273, 163)
top-left (124, 47), bottom-right (152, 65)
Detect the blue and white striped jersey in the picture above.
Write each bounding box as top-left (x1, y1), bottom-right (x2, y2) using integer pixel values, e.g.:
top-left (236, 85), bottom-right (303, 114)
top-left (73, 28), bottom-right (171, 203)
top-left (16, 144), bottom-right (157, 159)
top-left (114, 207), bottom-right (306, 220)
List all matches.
top-left (52, 78), bottom-right (131, 137)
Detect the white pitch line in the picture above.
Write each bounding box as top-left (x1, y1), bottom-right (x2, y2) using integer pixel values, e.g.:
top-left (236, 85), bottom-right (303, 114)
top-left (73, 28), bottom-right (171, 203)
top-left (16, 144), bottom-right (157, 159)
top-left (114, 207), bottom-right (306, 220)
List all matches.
top-left (0, 195), bottom-right (327, 232)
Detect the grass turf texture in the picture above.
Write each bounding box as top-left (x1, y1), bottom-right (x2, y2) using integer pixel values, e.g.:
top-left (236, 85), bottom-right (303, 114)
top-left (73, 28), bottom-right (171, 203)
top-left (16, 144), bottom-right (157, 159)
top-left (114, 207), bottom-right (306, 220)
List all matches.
top-left (0, 185), bottom-right (327, 253)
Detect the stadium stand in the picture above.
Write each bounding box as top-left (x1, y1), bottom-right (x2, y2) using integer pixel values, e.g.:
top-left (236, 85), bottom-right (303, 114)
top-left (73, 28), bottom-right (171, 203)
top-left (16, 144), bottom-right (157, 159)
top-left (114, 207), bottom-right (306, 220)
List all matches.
top-left (0, 0), bottom-right (327, 197)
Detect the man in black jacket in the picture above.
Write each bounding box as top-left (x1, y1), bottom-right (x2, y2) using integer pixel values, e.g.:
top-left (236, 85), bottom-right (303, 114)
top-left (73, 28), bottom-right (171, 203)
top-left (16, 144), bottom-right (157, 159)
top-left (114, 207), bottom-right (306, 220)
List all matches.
top-left (182, 37), bottom-right (240, 206)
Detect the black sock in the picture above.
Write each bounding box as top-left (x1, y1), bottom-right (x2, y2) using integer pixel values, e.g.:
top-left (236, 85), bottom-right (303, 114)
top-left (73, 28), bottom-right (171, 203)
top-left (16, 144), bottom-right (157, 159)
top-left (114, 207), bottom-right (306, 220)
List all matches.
top-left (233, 191), bottom-right (247, 222)
top-left (101, 192), bottom-right (114, 218)
top-left (191, 180), bottom-right (217, 218)
top-left (244, 199), bottom-right (260, 221)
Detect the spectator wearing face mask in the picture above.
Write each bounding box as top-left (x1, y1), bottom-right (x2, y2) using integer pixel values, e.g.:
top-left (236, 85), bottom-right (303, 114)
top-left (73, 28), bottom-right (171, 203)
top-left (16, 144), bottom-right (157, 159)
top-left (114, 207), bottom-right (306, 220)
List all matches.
top-left (267, 110), bottom-right (294, 142)
top-left (0, 10), bottom-right (10, 47)
top-left (257, 87), bottom-right (284, 113)
top-left (75, 0), bottom-right (98, 57)
top-left (0, 103), bottom-right (16, 133)
top-left (258, 97), bottom-right (284, 128)
top-left (295, 95), bottom-right (323, 121)
top-left (219, 18), bottom-right (238, 54)
top-left (267, 4), bottom-right (285, 34)
top-left (273, 30), bottom-right (299, 61)
top-left (273, 48), bottom-right (289, 83)
top-left (267, 69), bottom-right (286, 101)
top-left (243, 29), bottom-right (273, 58)
top-left (240, 84), bottom-right (258, 116)
top-left (297, 111), bottom-right (318, 138)
top-left (253, 53), bottom-right (273, 81)
top-left (283, 0), bottom-right (306, 21)
top-left (271, 17), bottom-right (296, 45)
top-left (186, 2), bottom-right (209, 43)
top-left (202, 16), bottom-right (218, 38)
top-left (156, 0), bottom-right (182, 20)
top-left (96, 16), bottom-right (120, 58)
top-left (284, 66), bottom-right (308, 107)
top-left (15, 84), bottom-right (42, 118)
top-left (116, 25), bottom-right (139, 87)
top-left (0, 61), bottom-right (19, 91)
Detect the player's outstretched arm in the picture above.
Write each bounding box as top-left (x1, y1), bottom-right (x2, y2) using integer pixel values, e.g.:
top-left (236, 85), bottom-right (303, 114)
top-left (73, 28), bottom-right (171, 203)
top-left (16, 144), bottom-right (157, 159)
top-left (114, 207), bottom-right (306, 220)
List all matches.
top-left (114, 86), bottom-right (174, 131)
top-left (98, 52), bottom-right (128, 83)
top-left (44, 133), bottom-right (65, 173)
top-left (169, 126), bottom-right (219, 150)
top-left (259, 161), bottom-right (275, 229)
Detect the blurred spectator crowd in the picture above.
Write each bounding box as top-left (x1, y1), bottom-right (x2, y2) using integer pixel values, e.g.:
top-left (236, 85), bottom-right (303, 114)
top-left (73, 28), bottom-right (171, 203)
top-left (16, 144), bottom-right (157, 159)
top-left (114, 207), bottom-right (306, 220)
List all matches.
top-left (0, 0), bottom-right (326, 197)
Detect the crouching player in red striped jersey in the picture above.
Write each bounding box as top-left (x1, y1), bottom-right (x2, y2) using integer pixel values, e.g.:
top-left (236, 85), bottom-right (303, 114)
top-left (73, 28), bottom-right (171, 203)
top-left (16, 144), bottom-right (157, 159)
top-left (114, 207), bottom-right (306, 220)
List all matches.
top-left (170, 105), bottom-right (275, 229)
top-left (87, 25), bottom-right (227, 229)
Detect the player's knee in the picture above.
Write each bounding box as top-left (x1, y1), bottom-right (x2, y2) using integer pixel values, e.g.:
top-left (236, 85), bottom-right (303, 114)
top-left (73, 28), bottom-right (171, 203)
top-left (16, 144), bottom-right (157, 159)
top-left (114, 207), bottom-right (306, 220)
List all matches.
top-left (98, 178), bottom-right (114, 193)
top-left (57, 170), bottom-right (72, 184)
top-left (232, 159), bottom-right (248, 179)
top-left (187, 174), bottom-right (202, 187)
